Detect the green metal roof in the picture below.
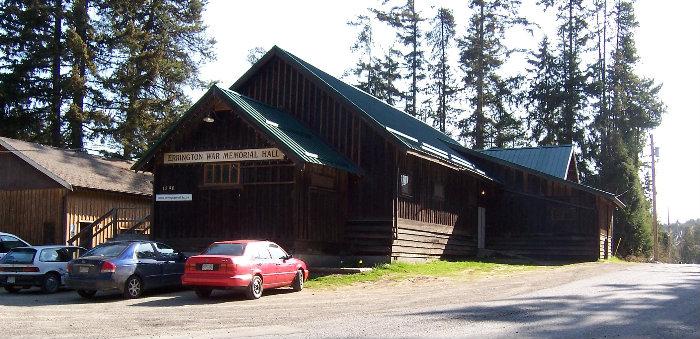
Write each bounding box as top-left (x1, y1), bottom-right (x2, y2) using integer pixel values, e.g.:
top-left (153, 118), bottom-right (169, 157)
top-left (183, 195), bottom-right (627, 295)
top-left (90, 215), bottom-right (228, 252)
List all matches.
top-left (232, 46), bottom-right (490, 180)
top-left (480, 145), bottom-right (574, 180)
top-left (131, 85), bottom-right (360, 174)
top-left (216, 86), bottom-right (361, 174)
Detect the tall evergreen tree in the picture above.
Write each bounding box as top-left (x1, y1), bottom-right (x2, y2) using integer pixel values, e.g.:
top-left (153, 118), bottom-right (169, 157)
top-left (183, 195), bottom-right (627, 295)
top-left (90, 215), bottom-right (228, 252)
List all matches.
top-left (0, 0), bottom-right (57, 143)
top-left (425, 8), bottom-right (458, 133)
top-left (373, 0), bottom-right (425, 118)
top-left (102, 0), bottom-right (214, 159)
top-left (526, 36), bottom-right (562, 145)
top-left (595, 0), bottom-right (664, 258)
top-left (347, 14), bottom-right (379, 95)
top-left (459, 0), bottom-right (526, 149)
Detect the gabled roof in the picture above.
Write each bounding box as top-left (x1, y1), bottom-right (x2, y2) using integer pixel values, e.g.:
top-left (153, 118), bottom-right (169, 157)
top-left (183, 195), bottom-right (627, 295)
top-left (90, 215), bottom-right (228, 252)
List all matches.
top-left (132, 86), bottom-right (361, 174)
top-left (450, 143), bottom-right (624, 208)
top-left (0, 137), bottom-right (152, 196)
top-left (231, 46), bottom-right (490, 180)
top-left (480, 145), bottom-right (576, 180)
top-left (217, 87), bottom-right (361, 174)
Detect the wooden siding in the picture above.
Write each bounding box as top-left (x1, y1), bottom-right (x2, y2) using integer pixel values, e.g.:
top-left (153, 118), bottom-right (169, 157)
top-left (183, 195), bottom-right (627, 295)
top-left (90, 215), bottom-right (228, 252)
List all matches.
top-left (0, 188), bottom-right (65, 245)
top-left (65, 189), bottom-right (151, 247)
top-left (0, 150), bottom-right (61, 190)
top-left (393, 218), bottom-right (476, 260)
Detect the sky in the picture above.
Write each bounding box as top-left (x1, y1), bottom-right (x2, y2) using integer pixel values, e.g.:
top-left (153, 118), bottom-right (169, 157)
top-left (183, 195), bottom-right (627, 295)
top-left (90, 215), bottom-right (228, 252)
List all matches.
top-left (196, 0), bottom-right (700, 223)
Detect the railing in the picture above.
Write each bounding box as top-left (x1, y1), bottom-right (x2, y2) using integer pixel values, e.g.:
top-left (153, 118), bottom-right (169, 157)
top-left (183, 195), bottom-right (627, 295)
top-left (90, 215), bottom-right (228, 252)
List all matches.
top-left (67, 208), bottom-right (151, 248)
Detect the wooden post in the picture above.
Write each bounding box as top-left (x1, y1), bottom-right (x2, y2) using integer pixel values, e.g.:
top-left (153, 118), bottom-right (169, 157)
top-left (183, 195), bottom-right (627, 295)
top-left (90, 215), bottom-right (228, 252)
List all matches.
top-left (651, 134), bottom-right (658, 262)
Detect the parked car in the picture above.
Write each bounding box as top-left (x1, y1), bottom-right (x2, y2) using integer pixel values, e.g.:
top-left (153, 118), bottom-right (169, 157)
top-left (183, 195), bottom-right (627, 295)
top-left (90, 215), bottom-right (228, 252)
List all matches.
top-left (0, 245), bottom-right (85, 293)
top-left (65, 240), bottom-right (186, 299)
top-left (182, 240), bottom-right (308, 299)
top-left (0, 232), bottom-right (31, 260)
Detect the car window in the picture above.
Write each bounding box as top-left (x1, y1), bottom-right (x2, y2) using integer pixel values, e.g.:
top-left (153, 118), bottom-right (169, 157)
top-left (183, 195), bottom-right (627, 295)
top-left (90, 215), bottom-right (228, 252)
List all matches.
top-left (202, 243), bottom-right (246, 256)
top-left (268, 244), bottom-right (288, 260)
top-left (1, 235), bottom-right (26, 252)
top-left (0, 248), bottom-right (36, 264)
top-left (84, 243), bottom-right (130, 258)
top-left (154, 243), bottom-right (175, 255)
top-left (136, 243), bottom-right (156, 259)
top-left (40, 248), bottom-right (81, 262)
top-left (255, 246), bottom-right (272, 260)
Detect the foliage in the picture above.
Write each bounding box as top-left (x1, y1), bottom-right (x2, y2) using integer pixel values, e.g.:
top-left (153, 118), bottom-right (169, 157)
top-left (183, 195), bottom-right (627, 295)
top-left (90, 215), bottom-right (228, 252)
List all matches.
top-left (424, 8), bottom-right (459, 133)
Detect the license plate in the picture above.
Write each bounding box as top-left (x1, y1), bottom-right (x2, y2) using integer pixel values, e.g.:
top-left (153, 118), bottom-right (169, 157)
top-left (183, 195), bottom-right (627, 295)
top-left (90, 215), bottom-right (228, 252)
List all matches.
top-left (79, 266), bottom-right (89, 273)
top-left (7, 276), bottom-right (15, 284)
top-left (201, 264), bottom-right (214, 271)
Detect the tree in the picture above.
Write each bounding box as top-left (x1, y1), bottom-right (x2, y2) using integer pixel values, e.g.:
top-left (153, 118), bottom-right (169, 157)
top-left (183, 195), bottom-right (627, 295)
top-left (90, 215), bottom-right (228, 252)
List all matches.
top-left (0, 0), bottom-right (56, 144)
top-left (595, 0), bottom-right (665, 258)
top-left (526, 37), bottom-right (562, 145)
top-left (374, 0), bottom-right (425, 118)
top-left (459, 0), bottom-right (526, 149)
top-left (425, 7), bottom-right (458, 133)
top-left (246, 46), bottom-right (265, 65)
top-left (101, 0), bottom-right (215, 159)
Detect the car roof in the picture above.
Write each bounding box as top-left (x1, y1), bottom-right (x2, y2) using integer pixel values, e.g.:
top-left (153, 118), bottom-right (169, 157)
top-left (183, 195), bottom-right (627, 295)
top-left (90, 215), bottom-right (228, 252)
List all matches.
top-left (212, 240), bottom-right (266, 245)
top-left (12, 245), bottom-right (84, 250)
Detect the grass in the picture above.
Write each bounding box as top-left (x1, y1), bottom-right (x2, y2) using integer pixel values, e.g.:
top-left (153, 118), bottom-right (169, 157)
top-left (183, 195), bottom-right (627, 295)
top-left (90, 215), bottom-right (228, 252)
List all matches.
top-left (305, 260), bottom-right (539, 289)
top-left (598, 256), bottom-right (629, 264)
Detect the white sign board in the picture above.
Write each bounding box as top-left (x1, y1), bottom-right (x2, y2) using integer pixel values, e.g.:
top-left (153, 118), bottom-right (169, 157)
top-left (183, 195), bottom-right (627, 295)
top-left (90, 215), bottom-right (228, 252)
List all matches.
top-left (156, 194), bottom-right (192, 202)
top-left (163, 148), bottom-right (284, 164)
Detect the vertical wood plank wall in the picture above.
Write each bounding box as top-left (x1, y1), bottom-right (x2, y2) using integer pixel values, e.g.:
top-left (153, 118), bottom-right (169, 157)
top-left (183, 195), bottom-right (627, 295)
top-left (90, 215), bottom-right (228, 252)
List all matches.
top-left (393, 154), bottom-right (481, 260)
top-left (65, 189), bottom-right (151, 246)
top-left (0, 188), bottom-right (65, 245)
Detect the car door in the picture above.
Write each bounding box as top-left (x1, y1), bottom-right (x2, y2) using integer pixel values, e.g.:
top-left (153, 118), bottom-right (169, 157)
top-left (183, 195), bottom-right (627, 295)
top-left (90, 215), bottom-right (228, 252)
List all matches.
top-left (252, 245), bottom-right (278, 287)
top-left (154, 242), bottom-right (183, 287)
top-left (134, 243), bottom-right (163, 288)
top-left (268, 243), bottom-right (295, 286)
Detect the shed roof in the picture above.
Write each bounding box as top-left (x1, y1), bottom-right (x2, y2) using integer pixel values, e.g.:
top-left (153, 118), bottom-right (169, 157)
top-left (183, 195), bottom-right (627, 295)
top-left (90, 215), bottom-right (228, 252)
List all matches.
top-left (480, 145), bottom-right (575, 180)
top-left (232, 46), bottom-right (489, 179)
top-left (217, 86), bottom-right (361, 174)
top-left (0, 137), bottom-right (152, 196)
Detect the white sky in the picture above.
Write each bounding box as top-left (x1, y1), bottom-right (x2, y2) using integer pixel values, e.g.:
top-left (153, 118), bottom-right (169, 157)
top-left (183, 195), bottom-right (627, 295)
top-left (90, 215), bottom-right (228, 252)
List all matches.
top-left (196, 0), bottom-right (700, 223)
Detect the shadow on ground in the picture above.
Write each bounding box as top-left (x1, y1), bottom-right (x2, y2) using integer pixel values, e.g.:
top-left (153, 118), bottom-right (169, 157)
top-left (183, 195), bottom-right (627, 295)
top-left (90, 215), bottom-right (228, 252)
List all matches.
top-left (407, 264), bottom-right (700, 338)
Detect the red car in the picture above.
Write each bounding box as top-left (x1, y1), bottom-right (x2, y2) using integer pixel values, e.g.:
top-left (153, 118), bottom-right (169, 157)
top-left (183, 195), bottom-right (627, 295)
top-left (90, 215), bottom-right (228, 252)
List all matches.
top-left (181, 240), bottom-right (308, 299)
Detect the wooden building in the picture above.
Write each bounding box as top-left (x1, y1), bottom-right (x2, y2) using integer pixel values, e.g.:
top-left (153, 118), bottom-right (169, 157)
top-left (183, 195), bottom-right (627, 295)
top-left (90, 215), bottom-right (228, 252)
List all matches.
top-left (0, 137), bottom-right (152, 248)
top-left (133, 46), bottom-right (621, 264)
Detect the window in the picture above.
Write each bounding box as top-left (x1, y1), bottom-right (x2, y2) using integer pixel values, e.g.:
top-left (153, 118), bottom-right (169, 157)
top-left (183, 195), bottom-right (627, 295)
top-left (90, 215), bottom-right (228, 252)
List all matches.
top-left (433, 181), bottom-right (445, 200)
top-left (135, 243), bottom-right (156, 259)
top-left (83, 243), bottom-right (129, 258)
top-left (203, 163), bottom-right (240, 186)
top-left (255, 246), bottom-right (272, 260)
top-left (0, 235), bottom-right (27, 252)
top-left (202, 243), bottom-right (246, 256)
top-left (40, 247), bottom-right (82, 262)
top-left (154, 243), bottom-right (177, 259)
top-left (0, 248), bottom-right (36, 264)
top-left (268, 244), bottom-right (288, 260)
top-left (400, 173), bottom-right (413, 197)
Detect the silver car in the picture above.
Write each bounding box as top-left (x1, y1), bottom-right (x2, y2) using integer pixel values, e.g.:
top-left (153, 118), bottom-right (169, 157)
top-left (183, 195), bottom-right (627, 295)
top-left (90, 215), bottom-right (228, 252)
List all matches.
top-left (0, 232), bottom-right (30, 260)
top-left (0, 245), bottom-right (85, 293)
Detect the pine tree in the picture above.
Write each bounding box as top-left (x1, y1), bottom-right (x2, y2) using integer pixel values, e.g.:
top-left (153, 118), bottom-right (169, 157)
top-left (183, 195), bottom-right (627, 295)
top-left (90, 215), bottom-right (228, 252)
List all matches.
top-left (0, 0), bottom-right (57, 143)
top-left (425, 8), bottom-right (458, 133)
top-left (347, 14), bottom-right (379, 95)
top-left (246, 46), bottom-right (266, 65)
top-left (373, 0), bottom-right (425, 118)
top-left (526, 36), bottom-right (562, 145)
top-left (374, 47), bottom-right (403, 106)
top-left (459, 0), bottom-right (526, 149)
top-left (102, 0), bottom-right (214, 159)
top-left (595, 0), bottom-right (665, 258)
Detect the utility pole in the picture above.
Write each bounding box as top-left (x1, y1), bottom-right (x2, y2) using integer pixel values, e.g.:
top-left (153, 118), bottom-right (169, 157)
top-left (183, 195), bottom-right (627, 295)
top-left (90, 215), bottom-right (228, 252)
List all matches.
top-left (651, 134), bottom-right (658, 262)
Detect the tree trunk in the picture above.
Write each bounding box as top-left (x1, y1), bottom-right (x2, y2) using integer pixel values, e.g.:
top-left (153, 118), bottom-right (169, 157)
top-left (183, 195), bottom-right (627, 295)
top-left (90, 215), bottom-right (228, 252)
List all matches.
top-left (474, 2), bottom-right (485, 149)
top-left (50, 0), bottom-right (63, 147)
top-left (69, 0), bottom-right (88, 149)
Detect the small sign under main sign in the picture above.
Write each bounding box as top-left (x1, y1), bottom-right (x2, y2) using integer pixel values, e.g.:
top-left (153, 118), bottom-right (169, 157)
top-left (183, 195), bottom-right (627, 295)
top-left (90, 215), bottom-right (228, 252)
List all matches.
top-left (156, 194), bottom-right (193, 202)
top-left (164, 148), bottom-right (284, 164)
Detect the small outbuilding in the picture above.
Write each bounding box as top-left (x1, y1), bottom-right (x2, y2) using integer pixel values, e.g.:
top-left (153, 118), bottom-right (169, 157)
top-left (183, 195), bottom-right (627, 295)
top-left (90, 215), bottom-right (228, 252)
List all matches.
top-left (0, 137), bottom-right (152, 248)
top-left (133, 46), bottom-right (621, 264)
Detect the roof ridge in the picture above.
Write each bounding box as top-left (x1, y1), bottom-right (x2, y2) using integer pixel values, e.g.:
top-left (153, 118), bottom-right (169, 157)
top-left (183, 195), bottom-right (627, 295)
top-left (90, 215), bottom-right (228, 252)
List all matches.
top-left (482, 144), bottom-right (573, 151)
top-left (0, 136), bottom-right (135, 164)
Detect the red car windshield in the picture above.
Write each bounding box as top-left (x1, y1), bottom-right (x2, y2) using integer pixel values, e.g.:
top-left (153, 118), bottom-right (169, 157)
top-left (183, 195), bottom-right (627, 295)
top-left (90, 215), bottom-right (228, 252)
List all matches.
top-left (202, 243), bottom-right (246, 256)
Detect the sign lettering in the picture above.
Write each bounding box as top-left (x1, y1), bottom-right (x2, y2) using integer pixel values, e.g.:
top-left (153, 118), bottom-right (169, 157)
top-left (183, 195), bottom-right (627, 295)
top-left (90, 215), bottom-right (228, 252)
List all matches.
top-left (164, 148), bottom-right (284, 164)
top-left (155, 194), bottom-right (192, 202)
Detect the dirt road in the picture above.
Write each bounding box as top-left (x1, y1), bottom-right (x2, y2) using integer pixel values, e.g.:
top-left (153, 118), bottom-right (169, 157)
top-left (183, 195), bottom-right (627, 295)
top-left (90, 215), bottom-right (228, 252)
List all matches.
top-left (1, 262), bottom-right (698, 338)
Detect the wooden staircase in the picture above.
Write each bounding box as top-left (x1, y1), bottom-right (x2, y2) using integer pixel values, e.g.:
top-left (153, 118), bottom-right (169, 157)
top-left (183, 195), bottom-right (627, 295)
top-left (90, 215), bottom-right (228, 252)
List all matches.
top-left (67, 208), bottom-right (151, 248)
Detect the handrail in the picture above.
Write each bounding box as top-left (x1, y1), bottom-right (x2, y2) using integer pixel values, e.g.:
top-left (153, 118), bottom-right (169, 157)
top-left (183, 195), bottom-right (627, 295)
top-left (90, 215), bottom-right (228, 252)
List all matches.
top-left (122, 215), bottom-right (152, 234)
top-left (67, 208), bottom-right (115, 245)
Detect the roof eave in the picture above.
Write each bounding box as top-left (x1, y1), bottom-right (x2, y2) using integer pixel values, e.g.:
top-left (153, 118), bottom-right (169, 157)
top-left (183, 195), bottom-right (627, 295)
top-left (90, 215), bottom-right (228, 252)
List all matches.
top-left (0, 138), bottom-right (73, 190)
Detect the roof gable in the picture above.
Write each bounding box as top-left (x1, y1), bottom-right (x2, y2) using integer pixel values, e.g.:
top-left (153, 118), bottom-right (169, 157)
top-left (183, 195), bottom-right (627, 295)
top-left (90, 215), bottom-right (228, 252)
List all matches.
top-left (0, 137), bottom-right (152, 195)
top-left (231, 46), bottom-right (489, 179)
top-left (480, 145), bottom-right (577, 181)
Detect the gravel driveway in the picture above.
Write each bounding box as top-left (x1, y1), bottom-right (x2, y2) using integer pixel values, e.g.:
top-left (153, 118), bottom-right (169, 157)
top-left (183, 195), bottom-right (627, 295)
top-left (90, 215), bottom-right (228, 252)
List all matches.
top-left (0, 262), bottom-right (697, 338)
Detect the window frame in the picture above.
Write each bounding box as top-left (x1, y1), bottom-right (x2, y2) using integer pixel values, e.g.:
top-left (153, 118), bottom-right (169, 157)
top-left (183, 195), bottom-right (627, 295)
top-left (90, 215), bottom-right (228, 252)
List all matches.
top-left (202, 162), bottom-right (241, 187)
top-left (399, 173), bottom-right (413, 198)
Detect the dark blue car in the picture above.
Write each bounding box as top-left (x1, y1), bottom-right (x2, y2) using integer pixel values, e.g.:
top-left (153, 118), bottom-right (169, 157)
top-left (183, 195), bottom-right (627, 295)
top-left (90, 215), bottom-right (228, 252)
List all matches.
top-left (65, 241), bottom-right (186, 299)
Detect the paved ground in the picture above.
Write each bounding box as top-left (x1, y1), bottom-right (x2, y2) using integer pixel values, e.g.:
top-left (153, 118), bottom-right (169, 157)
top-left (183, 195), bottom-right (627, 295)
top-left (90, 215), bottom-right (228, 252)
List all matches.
top-left (0, 262), bottom-right (698, 338)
